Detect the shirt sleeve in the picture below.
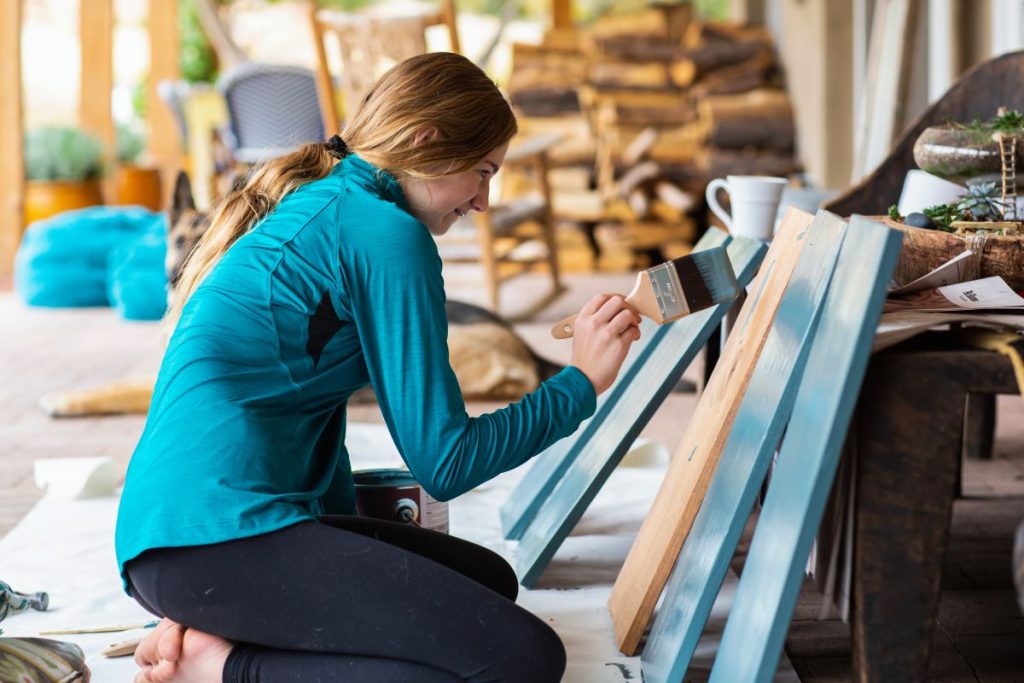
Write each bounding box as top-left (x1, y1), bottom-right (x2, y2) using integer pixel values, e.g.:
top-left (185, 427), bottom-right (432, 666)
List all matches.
top-left (339, 206), bottom-right (597, 501)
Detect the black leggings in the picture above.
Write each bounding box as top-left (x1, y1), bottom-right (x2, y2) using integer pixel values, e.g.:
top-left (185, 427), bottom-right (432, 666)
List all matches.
top-left (125, 516), bottom-right (565, 682)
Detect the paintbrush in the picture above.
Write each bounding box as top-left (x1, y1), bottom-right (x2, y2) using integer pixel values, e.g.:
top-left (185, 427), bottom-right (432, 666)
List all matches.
top-left (551, 246), bottom-right (741, 339)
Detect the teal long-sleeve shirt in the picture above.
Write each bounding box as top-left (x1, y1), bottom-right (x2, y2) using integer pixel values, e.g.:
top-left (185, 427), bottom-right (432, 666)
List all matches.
top-left (114, 154), bottom-right (596, 585)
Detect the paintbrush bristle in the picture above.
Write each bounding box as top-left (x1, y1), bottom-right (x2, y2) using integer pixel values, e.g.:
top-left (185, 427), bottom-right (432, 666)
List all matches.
top-left (646, 246), bottom-right (741, 322)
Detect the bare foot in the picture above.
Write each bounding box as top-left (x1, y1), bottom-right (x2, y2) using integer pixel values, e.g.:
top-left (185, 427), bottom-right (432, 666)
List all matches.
top-left (134, 619), bottom-right (232, 683)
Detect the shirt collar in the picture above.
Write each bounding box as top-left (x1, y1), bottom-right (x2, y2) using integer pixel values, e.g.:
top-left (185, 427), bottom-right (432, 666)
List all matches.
top-left (335, 153), bottom-right (409, 212)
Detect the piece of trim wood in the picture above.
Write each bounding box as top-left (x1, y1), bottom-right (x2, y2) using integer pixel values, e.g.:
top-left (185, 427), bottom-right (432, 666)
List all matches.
top-left (638, 210), bottom-right (850, 683)
top-left (608, 208), bottom-right (815, 655)
top-left (702, 216), bottom-right (901, 683)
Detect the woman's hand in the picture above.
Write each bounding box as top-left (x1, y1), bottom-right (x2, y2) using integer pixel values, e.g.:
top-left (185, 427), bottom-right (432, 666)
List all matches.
top-left (570, 294), bottom-right (642, 395)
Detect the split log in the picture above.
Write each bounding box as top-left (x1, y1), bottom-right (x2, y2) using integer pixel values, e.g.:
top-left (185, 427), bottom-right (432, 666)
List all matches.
top-left (614, 160), bottom-right (661, 198)
top-left (689, 50), bottom-right (776, 98)
top-left (627, 188), bottom-right (650, 219)
top-left (654, 181), bottom-right (695, 213)
top-left (699, 89), bottom-right (795, 152)
top-left (588, 61), bottom-right (676, 89)
top-left (621, 127), bottom-right (659, 166)
top-left (699, 147), bottom-right (801, 179)
top-left (591, 36), bottom-right (685, 63)
top-left (684, 28), bottom-right (773, 75)
top-left (509, 89), bottom-right (580, 116)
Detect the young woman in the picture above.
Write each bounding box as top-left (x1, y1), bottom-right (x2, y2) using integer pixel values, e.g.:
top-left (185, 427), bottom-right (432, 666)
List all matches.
top-left (116, 52), bottom-right (641, 683)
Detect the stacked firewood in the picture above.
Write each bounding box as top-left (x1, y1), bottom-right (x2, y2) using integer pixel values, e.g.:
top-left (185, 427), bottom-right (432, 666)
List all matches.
top-left (505, 2), bottom-right (801, 262)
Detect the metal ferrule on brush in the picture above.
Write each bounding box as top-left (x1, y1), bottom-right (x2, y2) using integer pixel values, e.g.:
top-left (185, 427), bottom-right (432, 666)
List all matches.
top-left (648, 262), bottom-right (690, 321)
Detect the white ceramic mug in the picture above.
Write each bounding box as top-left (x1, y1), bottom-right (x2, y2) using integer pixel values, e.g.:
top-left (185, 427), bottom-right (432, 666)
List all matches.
top-left (705, 175), bottom-right (788, 241)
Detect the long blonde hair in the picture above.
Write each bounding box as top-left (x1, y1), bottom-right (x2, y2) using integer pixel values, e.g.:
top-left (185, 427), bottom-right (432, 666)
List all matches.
top-left (167, 52), bottom-right (517, 330)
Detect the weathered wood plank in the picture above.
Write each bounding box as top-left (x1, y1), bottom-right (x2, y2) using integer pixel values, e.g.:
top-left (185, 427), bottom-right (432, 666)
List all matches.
top-left (705, 216), bottom-right (902, 683)
top-left (608, 208), bottom-right (814, 655)
top-left (639, 210), bottom-right (848, 682)
top-left (513, 235), bottom-right (768, 587)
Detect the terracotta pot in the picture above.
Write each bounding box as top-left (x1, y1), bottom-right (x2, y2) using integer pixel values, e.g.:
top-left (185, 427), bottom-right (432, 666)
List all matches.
top-left (112, 165), bottom-right (163, 211)
top-left (24, 180), bottom-right (104, 226)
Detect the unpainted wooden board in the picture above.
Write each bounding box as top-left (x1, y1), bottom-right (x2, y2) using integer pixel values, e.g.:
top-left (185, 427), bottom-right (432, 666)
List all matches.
top-left (608, 208), bottom-right (815, 655)
top-left (705, 217), bottom-right (901, 683)
top-left (514, 235), bottom-right (769, 588)
top-left (639, 211), bottom-right (849, 682)
top-left (499, 228), bottom-right (732, 541)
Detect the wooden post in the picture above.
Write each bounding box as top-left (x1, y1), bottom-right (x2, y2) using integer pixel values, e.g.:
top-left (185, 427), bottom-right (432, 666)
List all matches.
top-left (148, 0), bottom-right (183, 203)
top-left (80, 0), bottom-right (116, 169)
top-left (1, 0), bottom-right (24, 275)
top-left (551, 0), bottom-right (572, 31)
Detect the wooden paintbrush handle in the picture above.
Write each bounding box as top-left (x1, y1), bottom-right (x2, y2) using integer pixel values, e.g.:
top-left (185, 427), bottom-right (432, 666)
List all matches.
top-left (551, 314), bottom-right (578, 339)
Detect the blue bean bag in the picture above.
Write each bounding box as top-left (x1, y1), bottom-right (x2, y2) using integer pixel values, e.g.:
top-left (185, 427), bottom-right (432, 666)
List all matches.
top-left (108, 232), bottom-right (168, 321)
top-left (15, 206), bottom-right (167, 318)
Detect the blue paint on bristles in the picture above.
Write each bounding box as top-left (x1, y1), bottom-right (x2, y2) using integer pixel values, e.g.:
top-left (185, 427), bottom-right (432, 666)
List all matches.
top-left (651, 246), bottom-right (741, 323)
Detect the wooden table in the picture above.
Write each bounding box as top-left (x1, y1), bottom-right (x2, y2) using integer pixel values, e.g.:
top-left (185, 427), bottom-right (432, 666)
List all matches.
top-left (851, 332), bottom-right (1018, 682)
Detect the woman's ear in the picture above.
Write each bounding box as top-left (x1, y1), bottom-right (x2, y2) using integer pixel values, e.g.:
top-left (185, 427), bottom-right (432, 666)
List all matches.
top-left (412, 126), bottom-right (440, 147)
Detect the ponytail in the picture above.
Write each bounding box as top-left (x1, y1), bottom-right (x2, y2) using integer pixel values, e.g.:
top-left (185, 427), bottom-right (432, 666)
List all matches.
top-left (165, 139), bottom-right (346, 333)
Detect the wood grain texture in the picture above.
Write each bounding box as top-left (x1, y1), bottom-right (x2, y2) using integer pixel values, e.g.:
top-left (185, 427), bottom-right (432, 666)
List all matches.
top-left (147, 0), bottom-right (183, 198)
top-left (514, 235), bottom-right (768, 588)
top-left (877, 216), bottom-right (1024, 290)
top-left (607, 208), bottom-right (815, 654)
top-left (705, 216), bottom-right (902, 683)
top-left (501, 229), bottom-right (731, 540)
top-left (80, 0), bottom-right (115, 164)
top-left (0, 0), bottom-right (23, 273)
top-left (638, 210), bottom-right (848, 682)
top-left (851, 346), bottom-right (1016, 682)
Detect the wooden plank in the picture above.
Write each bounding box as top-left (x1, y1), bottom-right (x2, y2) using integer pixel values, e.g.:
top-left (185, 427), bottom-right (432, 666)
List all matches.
top-left (148, 0), bottom-right (183, 202)
top-left (499, 228), bottom-right (733, 541)
top-left (705, 216), bottom-right (902, 683)
top-left (514, 234), bottom-right (769, 587)
top-left (80, 0), bottom-right (115, 166)
top-left (639, 211), bottom-right (848, 682)
top-left (608, 208), bottom-right (814, 655)
top-left (0, 0), bottom-right (23, 274)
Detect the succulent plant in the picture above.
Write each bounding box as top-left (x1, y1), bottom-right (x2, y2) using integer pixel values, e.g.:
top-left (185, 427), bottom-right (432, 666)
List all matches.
top-left (956, 181), bottom-right (1005, 221)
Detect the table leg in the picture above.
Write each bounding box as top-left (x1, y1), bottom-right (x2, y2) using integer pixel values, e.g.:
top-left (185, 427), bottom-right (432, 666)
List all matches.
top-left (852, 356), bottom-right (966, 683)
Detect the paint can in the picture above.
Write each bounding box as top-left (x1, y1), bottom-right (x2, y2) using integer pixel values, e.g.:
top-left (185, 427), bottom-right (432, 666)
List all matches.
top-left (352, 468), bottom-right (449, 534)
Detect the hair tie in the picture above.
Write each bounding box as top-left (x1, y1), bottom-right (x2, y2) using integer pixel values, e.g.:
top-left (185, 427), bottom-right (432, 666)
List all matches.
top-left (325, 135), bottom-right (349, 159)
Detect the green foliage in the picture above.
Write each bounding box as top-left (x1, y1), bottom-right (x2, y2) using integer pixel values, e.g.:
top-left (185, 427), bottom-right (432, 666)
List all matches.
top-left (888, 204), bottom-right (901, 220)
top-left (949, 109), bottom-right (1024, 139)
top-left (179, 0), bottom-right (218, 83)
top-left (24, 127), bottom-right (105, 182)
top-left (116, 123), bottom-right (146, 164)
top-left (921, 204), bottom-right (959, 232)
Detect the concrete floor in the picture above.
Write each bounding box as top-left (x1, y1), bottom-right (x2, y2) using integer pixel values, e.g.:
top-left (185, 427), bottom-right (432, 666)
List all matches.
top-left (2, 263), bottom-right (1022, 681)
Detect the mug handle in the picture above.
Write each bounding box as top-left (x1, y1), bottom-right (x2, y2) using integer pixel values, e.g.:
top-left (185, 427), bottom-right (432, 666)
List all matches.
top-left (704, 178), bottom-right (732, 230)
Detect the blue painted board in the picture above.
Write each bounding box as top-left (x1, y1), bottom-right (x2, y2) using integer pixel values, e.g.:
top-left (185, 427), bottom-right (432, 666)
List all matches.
top-left (514, 235), bottom-right (769, 587)
top-left (707, 216), bottom-right (902, 683)
top-left (499, 229), bottom-right (733, 540)
top-left (640, 210), bottom-right (849, 683)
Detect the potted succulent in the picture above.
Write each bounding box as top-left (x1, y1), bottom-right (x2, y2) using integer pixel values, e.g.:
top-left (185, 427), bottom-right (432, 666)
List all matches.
top-left (23, 126), bottom-right (105, 225)
top-left (112, 123), bottom-right (163, 211)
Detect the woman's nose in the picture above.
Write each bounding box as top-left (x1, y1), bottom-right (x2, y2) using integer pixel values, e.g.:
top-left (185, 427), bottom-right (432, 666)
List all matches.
top-left (471, 180), bottom-right (490, 212)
